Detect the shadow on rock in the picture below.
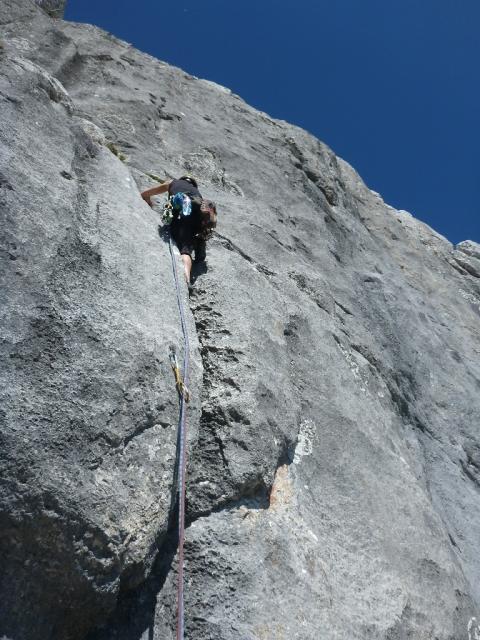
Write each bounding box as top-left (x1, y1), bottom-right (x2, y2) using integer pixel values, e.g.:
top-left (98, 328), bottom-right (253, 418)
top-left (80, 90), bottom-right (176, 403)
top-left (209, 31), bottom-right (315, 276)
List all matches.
top-left (158, 224), bottom-right (170, 244)
top-left (87, 388), bottom-right (183, 640)
top-left (191, 259), bottom-right (208, 284)
top-left (86, 528), bottom-right (179, 640)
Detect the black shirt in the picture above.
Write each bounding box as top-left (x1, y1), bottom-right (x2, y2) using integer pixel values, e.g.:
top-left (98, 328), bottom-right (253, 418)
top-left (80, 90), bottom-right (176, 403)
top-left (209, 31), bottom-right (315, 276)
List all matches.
top-left (168, 179), bottom-right (203, 240)
top-left (168, 179), bottom-right (202, 200)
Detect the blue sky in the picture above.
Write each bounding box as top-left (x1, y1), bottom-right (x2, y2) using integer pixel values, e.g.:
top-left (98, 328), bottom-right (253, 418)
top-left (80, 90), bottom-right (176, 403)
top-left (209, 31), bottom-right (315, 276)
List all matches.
top-left (65, 0), bottom-right (479, 244)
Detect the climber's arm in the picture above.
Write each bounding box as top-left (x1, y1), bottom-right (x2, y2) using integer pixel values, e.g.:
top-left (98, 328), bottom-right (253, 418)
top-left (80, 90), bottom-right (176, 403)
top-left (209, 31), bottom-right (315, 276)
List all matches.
top-left (141, 180), bottom-right (171, 207)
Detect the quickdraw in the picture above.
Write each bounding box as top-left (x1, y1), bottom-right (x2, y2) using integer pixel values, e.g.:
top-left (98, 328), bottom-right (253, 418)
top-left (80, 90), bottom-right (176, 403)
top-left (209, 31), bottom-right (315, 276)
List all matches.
top-left (162, 200), bottom-right (174, 224)
top-left (169, 346), bottom-right (190, 402)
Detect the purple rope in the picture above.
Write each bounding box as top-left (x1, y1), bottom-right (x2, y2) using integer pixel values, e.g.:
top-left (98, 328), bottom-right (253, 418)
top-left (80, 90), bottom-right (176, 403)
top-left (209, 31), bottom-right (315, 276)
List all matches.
top-left (168, 232), bottom-right (190, 640)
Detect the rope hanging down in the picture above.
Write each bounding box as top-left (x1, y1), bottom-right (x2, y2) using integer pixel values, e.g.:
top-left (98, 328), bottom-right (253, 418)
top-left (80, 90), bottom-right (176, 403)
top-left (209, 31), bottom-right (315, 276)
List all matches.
top-left (168, 230), bottom-right (191, 640)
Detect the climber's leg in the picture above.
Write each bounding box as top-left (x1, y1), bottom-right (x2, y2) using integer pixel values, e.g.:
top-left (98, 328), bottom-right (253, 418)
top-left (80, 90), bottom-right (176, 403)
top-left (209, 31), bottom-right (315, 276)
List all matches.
top-left (171, 217), bottom-right (195, 285)
top-left (194, 238), bottom-right (206, 263)
top-left (180, 253), bottom-right (193, 284)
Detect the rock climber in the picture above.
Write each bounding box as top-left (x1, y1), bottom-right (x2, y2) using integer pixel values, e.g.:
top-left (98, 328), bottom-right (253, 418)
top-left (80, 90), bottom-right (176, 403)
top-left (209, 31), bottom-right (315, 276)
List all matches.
top-left (141, 175), bottom-right (213, 286)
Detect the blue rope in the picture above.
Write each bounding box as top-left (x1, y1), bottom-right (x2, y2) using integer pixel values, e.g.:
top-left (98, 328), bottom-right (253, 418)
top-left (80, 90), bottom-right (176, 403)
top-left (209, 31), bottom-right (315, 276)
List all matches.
top-left (168, 231), bottom-right (190, 640)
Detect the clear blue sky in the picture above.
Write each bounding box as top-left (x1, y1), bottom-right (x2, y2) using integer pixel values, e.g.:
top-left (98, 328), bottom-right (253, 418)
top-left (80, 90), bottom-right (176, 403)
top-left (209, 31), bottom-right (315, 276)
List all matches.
top-left (65, 0), bottom-right (479, 244)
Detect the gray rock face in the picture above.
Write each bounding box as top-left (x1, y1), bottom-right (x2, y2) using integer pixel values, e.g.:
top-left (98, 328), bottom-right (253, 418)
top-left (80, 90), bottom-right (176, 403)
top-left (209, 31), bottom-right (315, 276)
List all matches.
top-left (457, 240), bottom-right (480, 260)
top-left (33, 0), bottom-right (66, 18)
top-left (1, 2), bottom-right (480, 639)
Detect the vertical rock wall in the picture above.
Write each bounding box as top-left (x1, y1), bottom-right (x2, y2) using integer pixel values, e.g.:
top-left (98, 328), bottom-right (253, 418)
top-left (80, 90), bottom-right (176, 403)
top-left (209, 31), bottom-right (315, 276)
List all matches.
top-left (1, 2), bottom-right (480, 639)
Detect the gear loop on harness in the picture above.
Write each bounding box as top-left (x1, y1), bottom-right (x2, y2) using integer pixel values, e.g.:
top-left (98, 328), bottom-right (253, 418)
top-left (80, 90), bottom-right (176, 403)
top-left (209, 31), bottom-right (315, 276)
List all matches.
top-left (162, 200), bottom-right (174, 224)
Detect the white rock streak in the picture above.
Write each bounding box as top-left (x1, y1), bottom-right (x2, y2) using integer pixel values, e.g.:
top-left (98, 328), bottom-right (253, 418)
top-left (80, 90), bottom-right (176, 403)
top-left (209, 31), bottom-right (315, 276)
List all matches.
top-left (293, 419), bottom-right (315, 464)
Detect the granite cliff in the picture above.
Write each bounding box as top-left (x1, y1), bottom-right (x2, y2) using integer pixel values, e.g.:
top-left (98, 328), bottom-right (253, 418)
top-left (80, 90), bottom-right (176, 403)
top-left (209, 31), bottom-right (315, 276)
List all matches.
top-left (1, 1), bottom-right (480, 639)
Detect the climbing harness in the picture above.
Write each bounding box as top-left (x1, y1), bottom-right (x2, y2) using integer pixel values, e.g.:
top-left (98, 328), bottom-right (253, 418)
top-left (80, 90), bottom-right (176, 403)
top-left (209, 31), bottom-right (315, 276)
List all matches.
top-left (167, 228), bottom-right (191, 640)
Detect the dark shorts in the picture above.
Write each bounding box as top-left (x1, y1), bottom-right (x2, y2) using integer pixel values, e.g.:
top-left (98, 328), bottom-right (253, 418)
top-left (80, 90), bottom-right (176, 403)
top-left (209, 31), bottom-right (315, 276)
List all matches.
top-left (171, 217), bottom-right (206, 262)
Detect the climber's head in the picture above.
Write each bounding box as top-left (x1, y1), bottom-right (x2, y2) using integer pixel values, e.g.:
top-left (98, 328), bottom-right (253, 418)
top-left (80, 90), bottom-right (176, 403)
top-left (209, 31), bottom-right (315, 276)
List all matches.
top-left (179, 175), bottom-right (198, 189)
